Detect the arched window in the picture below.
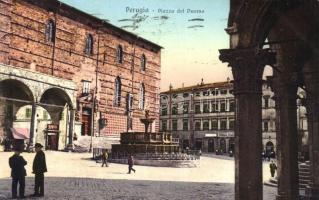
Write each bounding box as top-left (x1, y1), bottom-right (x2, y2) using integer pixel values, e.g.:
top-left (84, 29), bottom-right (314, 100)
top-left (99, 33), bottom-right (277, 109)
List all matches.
top-left (116, 45), bottom-right (123, 63)
top-left (114, 77), bottom-right (121, 106)
top-left (45, 20), bottom-right (56, 43)
top-left (139, 83), bottom-right (145, 109)
top-left (141, 54), bottom-right (146, 71)
top-left (85, 34), bottom-right (93, 55)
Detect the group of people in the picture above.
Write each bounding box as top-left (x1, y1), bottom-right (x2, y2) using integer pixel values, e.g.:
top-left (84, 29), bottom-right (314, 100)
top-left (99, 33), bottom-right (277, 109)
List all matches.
top-left (100, 150), bottom-right (136, 174)
top-left (9, 143), bottom-right (47, 199)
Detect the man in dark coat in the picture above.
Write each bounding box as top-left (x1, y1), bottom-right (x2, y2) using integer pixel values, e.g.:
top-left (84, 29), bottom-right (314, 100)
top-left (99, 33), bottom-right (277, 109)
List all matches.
top-left (127, 154), bottom-right (136, 174)
top-left (9, 146), bottom-right (27, 199)
top-left (269, 160), bottom-right (277, 178)
top-left (31, 143), bottom-right (47, 197)
top-left (101, 149), bottom-right (108, 167)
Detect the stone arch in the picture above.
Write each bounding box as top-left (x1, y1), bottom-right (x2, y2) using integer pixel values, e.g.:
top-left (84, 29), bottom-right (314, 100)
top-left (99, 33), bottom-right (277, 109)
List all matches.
top-left (0, 79), bottom-right (35, 103)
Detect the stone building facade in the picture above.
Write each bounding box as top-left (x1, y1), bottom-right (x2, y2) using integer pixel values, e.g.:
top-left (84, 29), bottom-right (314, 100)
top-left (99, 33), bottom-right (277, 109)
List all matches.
top-left (0, 0), bottom-right (161, 150)
top-left (160, 80), bottom-right (308, 155)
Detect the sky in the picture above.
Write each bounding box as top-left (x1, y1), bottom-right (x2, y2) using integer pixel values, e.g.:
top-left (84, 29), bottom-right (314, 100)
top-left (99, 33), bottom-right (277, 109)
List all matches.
top-left (60, 0), bottom-right (232, 91)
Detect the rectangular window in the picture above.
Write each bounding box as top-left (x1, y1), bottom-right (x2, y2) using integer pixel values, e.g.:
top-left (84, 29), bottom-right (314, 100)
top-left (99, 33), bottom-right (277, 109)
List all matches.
top-left (264, 121), bottom-right (269, 131)
top-left (162, 120), bottom-right (167, 131)
top-left (183, 102), bottom-right (189, 114)
top-left (161, 107), bottom-right (167, 116)
top-left (220, 90), bottom-right (227, 95)
top-left (183, 119), bottom-right (188, 131)
top-left (203, 120), bottom-right (209, 130)
top-left (203, 90), bottom-right (210, 96)
top-left (229, 101), bottom-right (235, 112)
top-left (203, 102), bottom-right (209, 113)
top-left (82, 81), bottom-right (91, 94)
top-left (211, 120), bottom-right (218, 130)
top-left (211, 102), bottom-right (217, 112)
top-left (220, 101), bottom-right (226, 112)
top-left (220, 119), bottom-right (227, 130)
top-left (195, 103), bottom-right (201, 114)
top-left (229, 120), bottom-right (234, 130)
top-left (172, 104), bottom-right (178, 115)
top-left (25, 108), bottom-right (31, 118)
top-left (264, 97), bottom-right (269, 108)
top-left (195, 121), bottom-right (201, 131)
top-left (172, 120), bottom-right (178, 131)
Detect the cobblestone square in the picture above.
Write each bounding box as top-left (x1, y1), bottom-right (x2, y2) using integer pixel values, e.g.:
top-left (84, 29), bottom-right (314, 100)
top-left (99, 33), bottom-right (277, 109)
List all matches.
top-left (0, 151), bottom-right (276, 199)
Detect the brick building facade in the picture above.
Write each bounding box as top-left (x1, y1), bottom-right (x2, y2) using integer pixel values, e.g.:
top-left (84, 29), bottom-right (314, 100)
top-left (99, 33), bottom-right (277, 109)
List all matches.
top-left (0, 0), bottom-right (161, 150)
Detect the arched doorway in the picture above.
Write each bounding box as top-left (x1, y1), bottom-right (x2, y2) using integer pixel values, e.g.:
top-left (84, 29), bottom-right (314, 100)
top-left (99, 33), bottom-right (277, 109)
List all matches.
top-left (0, 79), bottom-right (34, 150)
top-left (265, 141), bottom-right (274, 157)
top-left (220, 138), bottom-right (226, 154)
top-left (40, 87), bottom-right (74, 150)
top-left (229, 138), bottom-right (235, 153)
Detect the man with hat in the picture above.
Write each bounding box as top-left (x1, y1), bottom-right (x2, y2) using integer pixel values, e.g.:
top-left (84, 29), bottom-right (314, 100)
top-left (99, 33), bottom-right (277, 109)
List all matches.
top-left (9, 145), bottom-right (27, 199)
top-left (31, 143), bottom-right (47, 197)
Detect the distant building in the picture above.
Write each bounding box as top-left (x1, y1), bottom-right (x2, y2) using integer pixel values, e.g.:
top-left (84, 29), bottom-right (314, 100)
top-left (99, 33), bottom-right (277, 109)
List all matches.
top-left (159, 80), bottom-right (308, 155)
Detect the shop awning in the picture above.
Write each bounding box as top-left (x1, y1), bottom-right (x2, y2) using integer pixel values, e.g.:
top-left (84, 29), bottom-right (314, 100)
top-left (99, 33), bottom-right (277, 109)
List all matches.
top-left (10, 128), bottom-right (30, 139)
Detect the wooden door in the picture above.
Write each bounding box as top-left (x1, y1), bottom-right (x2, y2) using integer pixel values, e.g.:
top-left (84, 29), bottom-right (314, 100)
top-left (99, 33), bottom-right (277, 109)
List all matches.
top-left (81, 113), bottom-right (91, 136)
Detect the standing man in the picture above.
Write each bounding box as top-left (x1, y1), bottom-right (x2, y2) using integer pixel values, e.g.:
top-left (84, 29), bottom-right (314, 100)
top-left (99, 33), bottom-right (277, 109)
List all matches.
top-left (269, 160), bottom-right (277, 178)
top-left (101, 149), bottom-right (108, 167)
top-left (9, 146), bottom-right (27, 199)
top-left (127, 154), bottom-right (136, 174)
top-left (31, 143), bottom-right (47, 197)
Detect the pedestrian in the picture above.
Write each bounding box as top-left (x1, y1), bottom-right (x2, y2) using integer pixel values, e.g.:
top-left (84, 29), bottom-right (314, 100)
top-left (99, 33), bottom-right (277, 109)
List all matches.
top-left (31, 143), bottom-right (47, 197)
top-left (127, 154), bottom-right (136, 174)
top-left (269, 160), bottom-right (277, 178)
top-left (9, 145), bottom-right (27, 199)
top-left (101, 149), bottom-right (108, 167)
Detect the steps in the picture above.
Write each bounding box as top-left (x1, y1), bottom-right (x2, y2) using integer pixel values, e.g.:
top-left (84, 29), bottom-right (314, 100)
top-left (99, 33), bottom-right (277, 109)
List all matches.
top-left (299, 162), bottom-right (311, 189)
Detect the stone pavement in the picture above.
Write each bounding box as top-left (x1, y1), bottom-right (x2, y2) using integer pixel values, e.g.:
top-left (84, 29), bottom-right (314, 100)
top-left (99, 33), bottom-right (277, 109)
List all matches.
top-left (0, 151), bottom-right (276, 199)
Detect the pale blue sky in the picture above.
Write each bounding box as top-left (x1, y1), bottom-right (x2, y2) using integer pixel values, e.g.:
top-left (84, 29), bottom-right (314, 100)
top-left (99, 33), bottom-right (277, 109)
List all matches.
top-left (60, 0), bottom-right (232, 91)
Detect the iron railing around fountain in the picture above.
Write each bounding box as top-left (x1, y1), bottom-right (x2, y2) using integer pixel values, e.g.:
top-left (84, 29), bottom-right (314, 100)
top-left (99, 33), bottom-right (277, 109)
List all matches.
top-left (110, 151), bottom-right (200, 160)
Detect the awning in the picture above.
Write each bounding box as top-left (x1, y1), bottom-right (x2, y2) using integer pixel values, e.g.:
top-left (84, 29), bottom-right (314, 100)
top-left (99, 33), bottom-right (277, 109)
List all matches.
top-left (10, 128), bottom-right (29, 139)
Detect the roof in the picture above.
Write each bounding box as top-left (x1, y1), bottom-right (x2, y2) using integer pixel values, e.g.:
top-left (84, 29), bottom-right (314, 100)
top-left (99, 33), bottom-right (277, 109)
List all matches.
top-left (161, 81), bottom-right (234, 94)
top-left (22, 0), bottom-right (162, 51)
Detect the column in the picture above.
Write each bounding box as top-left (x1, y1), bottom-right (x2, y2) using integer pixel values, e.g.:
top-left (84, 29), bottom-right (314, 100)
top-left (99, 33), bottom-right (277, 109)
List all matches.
top-left (219, 48), bottom-right (276, 200)
top-left (304, 67), bottom-right (319, 199)
top-left (66, 108), bottom-right (75, 150)
top-left (28, 102), bottom-right (37, 150)
top-left (272, 77), bottom-right (299, 200)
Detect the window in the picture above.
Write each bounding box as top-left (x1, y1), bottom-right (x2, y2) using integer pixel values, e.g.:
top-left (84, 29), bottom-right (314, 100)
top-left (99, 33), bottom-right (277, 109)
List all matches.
top-left (126, 93), bottom-right (133, 111)
top-left (85, 34), bottom-right (93, 55)
top-left (229, 90), bottom-right (234, 95)
top-left (82, 81), bottom-right (91, 94)
top-left (203, 120), bottom-right (209, 130)
top-left (43, 110), bottom-right (48, 120)
top-left (162, 120), bottom-right (167, 131)
top-left (161, 107), bottom-right (167, 116)
top-left (264, 121), bottom-right (269, 131)
top-left (183, 119), bottom-right (188, 131)
top-left (195, 103), bottom-right (201, 114)
top-left (172, 104), bottom-right (178, 115)
top-left (138, 83), bottom-right (145, 110)
top-left (195, 92), bottom-right (201, 97)
top-left (220, 119), bottom-right (227, 130)
top-left (211, 102), bottom-right (218, 112)
top-left (183, 102), bottom-right (189, 114)
top-left (229, 119), bottom-right (234, 130)
top-left (220, 101), bottom-right (226, 112)
top-left (229, 101), bottom-right (235, 112)
top-left (183, 93), bottom-right (189, 98)
top-left (211, 120), bottom-right (218, 130)
top-left (114, 77), bottom-right (121, 106)
top-left (141, 54), bottom-right (146, 71)
top-left (117, 45), bottom-right (123, 63)
top-left (203, 90), bottom-right (210, 96)
top-left (45, 20), bottom-right (55, 43)
top-left (195, 121), bottom-right (201, 131)
top-left (25, 108), bottom-right (31, 118)
top-left (172, 120), bottom-right (178, 131)
top-left (203, 102), bottom-right (209, 113)
top-left (220, 90), bottom-right (227, 95)
top-left (264, 97), bottom-right (269, 108)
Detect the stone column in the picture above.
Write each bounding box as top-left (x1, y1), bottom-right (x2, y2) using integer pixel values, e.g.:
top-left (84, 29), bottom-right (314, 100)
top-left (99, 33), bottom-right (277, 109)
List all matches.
top-left (28, 102), bottom-right (37, 150)
top-left (219, 48), bottom-right (276, 200)
top-left (271, 75), bottom-right (299, 200)
top-left (304, 66), bottom-right (319, 199)
top-left (66, 108), bottom-right (75, 150)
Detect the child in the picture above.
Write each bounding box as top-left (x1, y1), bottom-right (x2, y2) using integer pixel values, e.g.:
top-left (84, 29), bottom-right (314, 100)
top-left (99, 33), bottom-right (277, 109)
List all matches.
top-left (9, 146), bottom-right (27, 199)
